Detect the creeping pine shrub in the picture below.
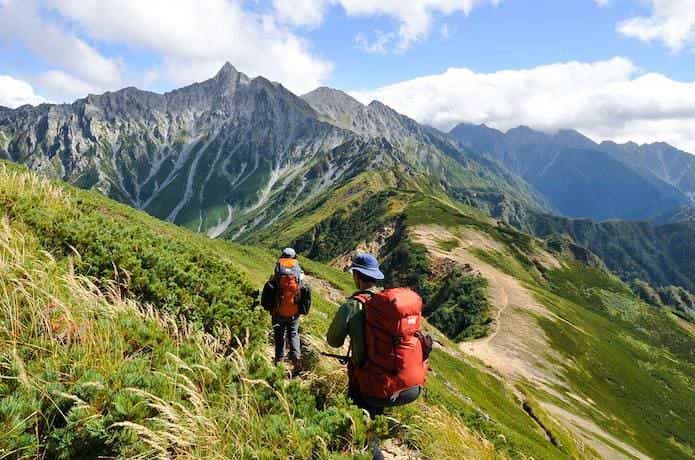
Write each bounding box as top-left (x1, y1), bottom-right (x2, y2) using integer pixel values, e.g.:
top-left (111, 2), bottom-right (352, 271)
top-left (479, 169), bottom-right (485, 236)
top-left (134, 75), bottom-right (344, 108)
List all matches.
top-left (0, 216), bottom-right (370, 459)
top-left (292, 191), bottom-right (393, 262)
top-left (0, 165), bottom-right (260, 335)
top-left (382, 237), bottom-right (434, 300)
top-left (380, 227), bottom-right (491, 341)
top-left (426, 269), bottom-right (491, 341)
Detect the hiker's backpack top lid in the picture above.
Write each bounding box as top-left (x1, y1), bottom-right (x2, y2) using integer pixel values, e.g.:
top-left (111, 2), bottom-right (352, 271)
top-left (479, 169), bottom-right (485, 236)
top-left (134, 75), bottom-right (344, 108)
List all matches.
top-left (356, 288), bottom-right (422, 336)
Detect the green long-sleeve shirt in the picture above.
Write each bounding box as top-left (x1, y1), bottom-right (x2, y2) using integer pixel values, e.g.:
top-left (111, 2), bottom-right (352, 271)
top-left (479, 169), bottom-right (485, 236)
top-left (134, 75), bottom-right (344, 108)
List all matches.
top-left (326, 287), bottom-right (380, 366)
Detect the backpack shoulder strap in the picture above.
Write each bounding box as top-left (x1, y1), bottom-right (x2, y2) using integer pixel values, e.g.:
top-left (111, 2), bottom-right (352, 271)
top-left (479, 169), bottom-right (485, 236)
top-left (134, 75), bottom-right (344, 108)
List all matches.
top-left (351, 290), bottom-right (375, 305)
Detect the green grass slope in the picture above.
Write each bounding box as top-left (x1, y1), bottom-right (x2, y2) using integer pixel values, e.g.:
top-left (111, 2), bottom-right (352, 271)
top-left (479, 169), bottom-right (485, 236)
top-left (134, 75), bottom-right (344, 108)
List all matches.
top-left (251, 176), bottom-right (695, 459)
top-left (1, 162), bottom-right (584, 459)
top-left (406, 197), bottom-right (695, 459)
top-left (0, 162), bottom-right (373, 458)
top-left (2, 161), bottom-right (693, 459)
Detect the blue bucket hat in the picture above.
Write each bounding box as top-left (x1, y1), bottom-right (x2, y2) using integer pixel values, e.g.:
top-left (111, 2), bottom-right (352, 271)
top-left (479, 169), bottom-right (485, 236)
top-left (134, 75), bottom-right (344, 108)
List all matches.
top-left (349, 253), bottom-right (384, 280)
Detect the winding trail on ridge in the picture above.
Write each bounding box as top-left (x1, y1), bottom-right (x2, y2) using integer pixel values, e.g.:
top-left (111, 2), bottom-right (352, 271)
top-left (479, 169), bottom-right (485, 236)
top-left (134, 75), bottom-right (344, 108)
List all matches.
top-left (410, 225), bottom-right (651, 460)
top-left (411, 225), bottom-right (557, 385)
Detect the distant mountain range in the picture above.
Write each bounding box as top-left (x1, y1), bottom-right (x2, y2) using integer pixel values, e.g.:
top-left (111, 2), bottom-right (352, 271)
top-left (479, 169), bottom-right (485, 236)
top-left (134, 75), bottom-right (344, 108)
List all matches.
top-left (449, 123), bottom-right (695, 221)
top-left (1, 62), bottom-right (695, 300)
top-left (0, 63), bottom-right (542, 239)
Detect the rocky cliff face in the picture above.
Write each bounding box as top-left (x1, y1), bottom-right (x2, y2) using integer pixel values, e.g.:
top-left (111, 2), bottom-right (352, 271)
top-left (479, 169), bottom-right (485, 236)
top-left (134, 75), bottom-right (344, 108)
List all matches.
top-left (0, 64), bottom-right (545, 238)
top-left (0, 65), bottom-right (381, 236)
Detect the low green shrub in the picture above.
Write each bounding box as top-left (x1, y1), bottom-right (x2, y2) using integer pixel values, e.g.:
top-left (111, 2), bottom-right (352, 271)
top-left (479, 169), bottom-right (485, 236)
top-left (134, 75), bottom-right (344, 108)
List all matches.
top-left (0, 164), bottom-right (259, 335)
top-left (426, 270), bottom-right (491, 341)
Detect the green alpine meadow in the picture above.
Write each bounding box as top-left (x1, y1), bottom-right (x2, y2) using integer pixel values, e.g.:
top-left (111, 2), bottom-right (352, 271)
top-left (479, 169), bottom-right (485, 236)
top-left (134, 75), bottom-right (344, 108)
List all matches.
top-left (1, 149), bottom-right (693, 458)
top-left (1, 54), bottom-right (695, 459)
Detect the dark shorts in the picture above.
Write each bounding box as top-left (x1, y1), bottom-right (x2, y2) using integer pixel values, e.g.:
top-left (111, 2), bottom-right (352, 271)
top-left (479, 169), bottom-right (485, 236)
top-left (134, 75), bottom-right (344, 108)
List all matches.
top-left (348, 378), bottom-right (422, 418)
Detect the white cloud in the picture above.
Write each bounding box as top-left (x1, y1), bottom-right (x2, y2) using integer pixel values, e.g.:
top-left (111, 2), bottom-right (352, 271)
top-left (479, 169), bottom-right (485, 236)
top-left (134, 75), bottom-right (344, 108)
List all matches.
top-left (617, 0), bottom-right (695, 52)
top-left (350, 57), bottom-right (695, 153)
top-left (37, 70), bottom-right (100, 100)
top-left (355, 30), bottom-right (395, 54)
top-left (273, 0), bottom-right (499, 51)
top-left (273, 0), bottom-right (328, 27)
top-left (338, 0), bottom-right (501, 50)
top-left (40, 0), bottom-right (332, 94)
top-left (0, 0), bottom-right (122, 90)
top-left (0, 75), bottom-right (45, 108)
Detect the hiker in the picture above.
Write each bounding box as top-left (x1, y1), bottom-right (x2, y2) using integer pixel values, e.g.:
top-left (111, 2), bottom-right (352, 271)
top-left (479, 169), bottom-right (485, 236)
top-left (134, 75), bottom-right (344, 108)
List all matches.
top-left (260, 248), bottom-right (311, 367)
top-left (326, 253), bottom-right (431, 419)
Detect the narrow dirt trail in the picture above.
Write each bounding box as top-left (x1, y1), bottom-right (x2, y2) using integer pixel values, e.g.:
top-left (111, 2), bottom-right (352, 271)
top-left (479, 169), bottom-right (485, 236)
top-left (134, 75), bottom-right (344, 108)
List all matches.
top-left (411, 225), bottom-right (558, 385)
top-left (411, 225), bottom-right (652, 460)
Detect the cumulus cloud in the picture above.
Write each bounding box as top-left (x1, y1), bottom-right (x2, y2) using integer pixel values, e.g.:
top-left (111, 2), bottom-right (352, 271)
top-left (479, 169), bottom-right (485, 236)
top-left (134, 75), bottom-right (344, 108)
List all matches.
top-left (341, 0), bottom-right (501, 50)
top-left (36, 70), bottom-right (101, 101)
top-left (350, 57), bottom-right (695, 153)
top-left (0, 0), bottom-right (122, 90)
top-left (41, 0), bottom-right (332, 94)
top-left (355, 30), bottom-right (395, 54)
top-left (0, 75), bottom-right (45, 108)
top-left (273, 0), bottom-right (328, 27)
top-left (0, 0), bottom-right (332, 100)
top-left (618, 0), bottom-right (695, 52)
top-left (273, 0), bottom-right (500, 51)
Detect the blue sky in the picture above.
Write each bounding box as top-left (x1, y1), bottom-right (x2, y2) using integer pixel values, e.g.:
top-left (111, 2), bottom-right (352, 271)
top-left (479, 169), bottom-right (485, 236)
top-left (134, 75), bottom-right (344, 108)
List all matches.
top-left (307, 0), bottom-right (692, 90)
top-left (1, 0), bottom-right (695, 152)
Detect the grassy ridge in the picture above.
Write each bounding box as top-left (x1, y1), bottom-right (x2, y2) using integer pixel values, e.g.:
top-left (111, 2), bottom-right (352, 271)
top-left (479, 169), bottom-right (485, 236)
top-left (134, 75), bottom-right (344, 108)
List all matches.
top-left (404, 192), bottom-right (695, 457)
top-left (0, 163), bottom-right (374, 458)
top-left (3, 161), bottom-right (693, 459)
top-left (0, 163), bottom-right (518, 459)
top-left (274, 180), bottom-right (695, 458)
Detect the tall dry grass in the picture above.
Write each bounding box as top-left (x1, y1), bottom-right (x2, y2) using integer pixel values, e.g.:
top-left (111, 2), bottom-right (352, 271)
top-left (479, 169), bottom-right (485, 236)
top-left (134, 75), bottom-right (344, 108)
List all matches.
top-left (0, 216), bottom-right (365, 459)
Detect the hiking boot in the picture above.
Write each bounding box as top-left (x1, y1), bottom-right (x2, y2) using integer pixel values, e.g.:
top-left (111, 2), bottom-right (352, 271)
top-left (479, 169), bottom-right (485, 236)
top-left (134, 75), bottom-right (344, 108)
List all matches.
top-left (289, 356), bottom-right (302, 370)
top-left (369, 437), bottom-right (384, 460)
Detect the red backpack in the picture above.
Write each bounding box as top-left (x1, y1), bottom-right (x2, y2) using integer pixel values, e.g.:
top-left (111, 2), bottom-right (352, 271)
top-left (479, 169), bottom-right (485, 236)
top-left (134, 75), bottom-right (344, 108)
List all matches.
top-left (274, 258), bottom-right (301, 317)
top-left (352, 288), bottom-right (429, 399)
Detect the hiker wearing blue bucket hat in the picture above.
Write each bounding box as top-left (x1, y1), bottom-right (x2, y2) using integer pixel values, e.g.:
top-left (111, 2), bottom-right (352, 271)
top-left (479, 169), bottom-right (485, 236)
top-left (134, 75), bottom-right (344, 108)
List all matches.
top-left (326, 253), bottom-right (384, 374)
top-left (326, 253), bottom-right (429, 460)
top-left (349, 253), bottom-right (385, 281)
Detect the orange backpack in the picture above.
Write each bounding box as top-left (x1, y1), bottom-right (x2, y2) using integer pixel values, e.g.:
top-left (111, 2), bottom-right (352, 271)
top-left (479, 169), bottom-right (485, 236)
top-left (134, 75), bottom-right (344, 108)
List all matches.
top-left (352, 288), bottom-right (429, 399)
top-left (274, 258), bottom-right (301, 317)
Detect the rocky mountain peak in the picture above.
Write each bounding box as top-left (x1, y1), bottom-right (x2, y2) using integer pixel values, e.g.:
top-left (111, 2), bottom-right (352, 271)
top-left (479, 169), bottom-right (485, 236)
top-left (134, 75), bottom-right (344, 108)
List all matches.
top-left (216, 61), bottom-right (237, 77)
top-left (553, 129), bottom-right (596, 149)
top-left (211, 61), bottom-right (249, 92)
top-left (302, 86), bottom-right (365, 121)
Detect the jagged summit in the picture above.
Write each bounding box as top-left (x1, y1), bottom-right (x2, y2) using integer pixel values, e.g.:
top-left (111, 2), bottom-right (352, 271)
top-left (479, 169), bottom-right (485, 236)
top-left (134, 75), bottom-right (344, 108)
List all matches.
top-left (302, 86), bottom-right (365, 123)
top-left (215, 61), bottom-right (238, 78)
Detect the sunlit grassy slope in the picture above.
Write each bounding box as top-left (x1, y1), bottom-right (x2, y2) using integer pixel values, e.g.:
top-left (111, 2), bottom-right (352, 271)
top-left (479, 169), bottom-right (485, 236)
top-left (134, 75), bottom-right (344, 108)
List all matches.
top-left (1, 161), bottom-right (693, 459)
top-left (0, 162), bottom-right (554, 459)
top-left (245, 168), bottom-right (695, 459)
top-left (404, 197), bottom-right (695, 459)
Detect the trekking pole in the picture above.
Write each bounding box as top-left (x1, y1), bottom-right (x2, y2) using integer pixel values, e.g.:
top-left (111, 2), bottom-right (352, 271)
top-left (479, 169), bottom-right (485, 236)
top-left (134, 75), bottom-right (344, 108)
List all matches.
top-left (320, 352), bottom-right (350, 365)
